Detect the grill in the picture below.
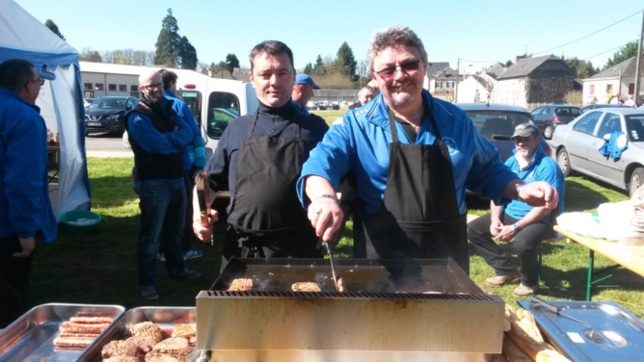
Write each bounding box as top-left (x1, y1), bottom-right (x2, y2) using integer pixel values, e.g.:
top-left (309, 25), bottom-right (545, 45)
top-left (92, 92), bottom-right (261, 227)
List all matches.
top-left (196, 258), bottom-right (504, 361)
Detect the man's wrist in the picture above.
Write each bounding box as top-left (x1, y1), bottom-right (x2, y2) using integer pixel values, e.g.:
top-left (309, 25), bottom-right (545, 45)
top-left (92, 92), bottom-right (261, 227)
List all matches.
top-left (313, 193), bottom-right (338, 203)
top-left (515, 183), bottom-right (526, 202)
top-left (512, 223), bottom-right (521, 231)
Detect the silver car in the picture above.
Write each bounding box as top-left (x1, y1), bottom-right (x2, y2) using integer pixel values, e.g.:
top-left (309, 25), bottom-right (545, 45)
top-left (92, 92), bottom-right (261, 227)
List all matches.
top-left (551, 108), bottom-right (644, 196)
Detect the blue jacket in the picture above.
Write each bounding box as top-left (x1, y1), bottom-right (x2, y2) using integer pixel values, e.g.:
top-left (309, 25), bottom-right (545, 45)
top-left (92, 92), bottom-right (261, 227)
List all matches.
top-left (598, 131), bottom-right (627, 160)
top-left (297, 90), bottom-right (518, 215)
top-left (164, 90), bottom-right (206, 170)
top-left (503, 147), bottom-right (565, 222)
top-left (0, 87), bottom-right (57, 243)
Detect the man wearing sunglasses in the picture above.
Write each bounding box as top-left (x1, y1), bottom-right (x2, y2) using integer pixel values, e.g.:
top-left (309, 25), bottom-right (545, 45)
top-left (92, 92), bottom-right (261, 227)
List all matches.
top-left (298, 26), bottom-right (558, 275)
top-left (0, 59), bottom-right (57, 327)
top-left (125, 69), bottom-right (200, 300)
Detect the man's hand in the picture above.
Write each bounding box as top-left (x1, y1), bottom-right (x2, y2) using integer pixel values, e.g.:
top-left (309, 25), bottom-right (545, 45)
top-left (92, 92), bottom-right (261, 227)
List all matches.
top-left (494, 225), bottom-right (518, 242)
top-left (307, 197), bottom-right (344, 243)
top-left (518, 181), bottom-right (558, 210)
top-left (13, 237), bottom-right (36, 257)
top-left (193, 209), bottom-right (218, 243)
top-left (489, 218), bottom-right (504, 237)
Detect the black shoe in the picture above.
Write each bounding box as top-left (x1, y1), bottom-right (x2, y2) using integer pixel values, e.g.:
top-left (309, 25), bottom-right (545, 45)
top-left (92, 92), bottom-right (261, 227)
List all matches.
top-left (172, 269), bottom-right (201, 279)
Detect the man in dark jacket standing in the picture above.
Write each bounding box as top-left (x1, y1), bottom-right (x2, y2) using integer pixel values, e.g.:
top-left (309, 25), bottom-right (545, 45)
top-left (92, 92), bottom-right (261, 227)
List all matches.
top-left (126, 69), bottom-right (200, 300)
top-left (192, 41), bottom-right (328, 267)
top-left (0, 59), bottom-right (57, 327)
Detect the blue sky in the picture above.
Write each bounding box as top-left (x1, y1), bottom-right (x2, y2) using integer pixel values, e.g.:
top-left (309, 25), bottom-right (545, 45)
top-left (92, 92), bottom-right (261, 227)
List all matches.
top-left (14, 0), bottom-right (644, 72)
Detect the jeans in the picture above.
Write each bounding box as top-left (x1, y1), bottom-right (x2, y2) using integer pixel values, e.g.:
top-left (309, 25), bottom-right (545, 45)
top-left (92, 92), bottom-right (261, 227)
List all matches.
top-left (0, 236), bottom-right (32, 328)
top-left (134, 178), bottom-right (187, 287)
top-left (467, 213), bottom-right (554, 287)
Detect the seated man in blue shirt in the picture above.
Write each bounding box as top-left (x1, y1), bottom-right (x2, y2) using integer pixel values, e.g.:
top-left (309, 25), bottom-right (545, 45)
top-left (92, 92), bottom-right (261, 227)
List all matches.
top-left (467, 123), bottom-right (565, 297)
top-left (291, 74), bottom-right (319, 115)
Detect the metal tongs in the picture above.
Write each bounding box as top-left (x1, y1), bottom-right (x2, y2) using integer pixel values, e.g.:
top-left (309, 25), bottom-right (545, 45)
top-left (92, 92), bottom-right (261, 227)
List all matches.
top-left (195, 171), bottom-right (213, 245)
top-left (530, 296), bottom-right (594, 330)
top-left (323, 241), bottom-right (342, 292)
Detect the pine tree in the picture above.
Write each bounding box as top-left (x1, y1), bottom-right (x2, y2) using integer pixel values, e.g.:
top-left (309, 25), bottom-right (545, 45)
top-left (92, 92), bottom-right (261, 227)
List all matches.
top-left (178, 36), bottom-right (198, 70)
top-left (225, 53), bottom-right (240, 76)
top-left (303, 63), bottom-right (313, 75)
top-left (313, 55), bottom-right (326, 75)
top-left (604, 41), bottom-right (638, 70)
top-left (44, 19), bottom-right (65, 40)
top-left (154, 9), bottom-right (181, 67)
top-left (336, 42), bottom-right (357, 77)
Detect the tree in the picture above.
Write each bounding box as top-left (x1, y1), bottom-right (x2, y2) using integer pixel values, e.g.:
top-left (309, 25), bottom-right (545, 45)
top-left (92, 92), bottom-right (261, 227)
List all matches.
top-left (225, 53), bottom-right (240, 75)
top-left (177, 36), bottom-right (198, 70)
top-left (564, 57), bottom-right (598, 79)
top-left (604, 41), bottom-right (638, 70)
top-left (79, 48), bottom-right (102, 63)
top-left (336, 42), bottom-right (357, 78)
top-left (154, 9), bottom-right (181, 67)
top-left (44, 19), bottom-right (65, 40)
top-left (303, 63), bottom-right (313, 75)
top-left (313, 55), bottom-right (326, 75)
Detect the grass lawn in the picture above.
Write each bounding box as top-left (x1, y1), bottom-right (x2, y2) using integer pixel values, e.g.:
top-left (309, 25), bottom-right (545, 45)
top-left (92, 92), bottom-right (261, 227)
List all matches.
top-left (30, 151), bottom-right (643, 318)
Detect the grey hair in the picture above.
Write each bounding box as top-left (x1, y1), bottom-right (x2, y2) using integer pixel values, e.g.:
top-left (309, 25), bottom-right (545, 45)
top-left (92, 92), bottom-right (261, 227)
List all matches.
top-left (367, 26), bottom-right (428, 75)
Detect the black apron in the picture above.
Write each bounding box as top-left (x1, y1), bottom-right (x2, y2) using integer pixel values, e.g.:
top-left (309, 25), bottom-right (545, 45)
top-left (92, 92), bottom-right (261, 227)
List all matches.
top-left (225, 111), bottom-right (320, 259)
top-left (355, 104), bottom-right (469, 275)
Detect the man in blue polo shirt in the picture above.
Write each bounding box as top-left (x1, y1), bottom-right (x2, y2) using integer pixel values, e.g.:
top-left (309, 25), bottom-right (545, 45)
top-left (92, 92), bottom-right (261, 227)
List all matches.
top-left (291, 74), bottom-right (319, 115)
top-left (468, 123), bottom-right (564, 297)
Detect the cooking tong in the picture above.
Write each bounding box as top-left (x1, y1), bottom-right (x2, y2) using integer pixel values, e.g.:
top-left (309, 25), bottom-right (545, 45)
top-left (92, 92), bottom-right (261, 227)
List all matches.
top-left (530, 296), bottom-right (593, 329)
top-left (323, 241), bottom-right (341, 292)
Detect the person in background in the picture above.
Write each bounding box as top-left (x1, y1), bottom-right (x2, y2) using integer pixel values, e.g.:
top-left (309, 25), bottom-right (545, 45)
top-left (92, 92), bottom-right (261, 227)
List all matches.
top-left (291, 74), bottom-right (319, 115)
top-left (467, 123), bottom-right (564, 297)
top-left (158, 69), bottom-right (205, 261)
top-left (193, 41), bottom-right (328, 268)
top-left (126, 69), bottom-right (200, 300)
top-left (297, 26), bottom-right (558, 275)
top-left (624, 95), bottom-right (636, 108)
top-left (0, 59), bottom-right (57, 327)
top-left (357, 85), bottom-right (379, 106)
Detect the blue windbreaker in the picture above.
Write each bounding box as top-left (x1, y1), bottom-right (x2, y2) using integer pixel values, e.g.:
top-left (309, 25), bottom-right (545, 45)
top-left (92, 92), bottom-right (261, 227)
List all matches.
top-left (297, 90), bottom-right (518, 215)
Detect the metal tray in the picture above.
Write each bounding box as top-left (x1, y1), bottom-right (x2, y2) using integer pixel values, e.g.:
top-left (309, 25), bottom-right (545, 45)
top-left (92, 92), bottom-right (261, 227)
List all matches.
top-left (77, 306), bottom-right (196, 362)
top-left (0, 303), bottom-right (125, 362)
top-left (518, 300), bottom-right (644, 362)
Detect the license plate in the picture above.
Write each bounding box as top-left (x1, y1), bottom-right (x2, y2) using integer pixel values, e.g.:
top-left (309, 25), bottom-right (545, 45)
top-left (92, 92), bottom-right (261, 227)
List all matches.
top-left (87, 122), bottom-right (100, 126)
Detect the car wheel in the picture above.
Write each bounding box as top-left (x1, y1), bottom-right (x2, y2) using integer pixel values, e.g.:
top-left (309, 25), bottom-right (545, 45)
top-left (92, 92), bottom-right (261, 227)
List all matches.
top-left (544, 125), bottom-right (554, 139)
top-left (628, 167), bottom-right (644, 197)
top-left (557, 147), bottom-right (571, 177)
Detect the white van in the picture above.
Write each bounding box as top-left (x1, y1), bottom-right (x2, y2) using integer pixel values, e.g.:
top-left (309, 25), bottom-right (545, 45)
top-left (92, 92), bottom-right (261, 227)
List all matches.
top-left (117, 67), bottom-right (259, 159)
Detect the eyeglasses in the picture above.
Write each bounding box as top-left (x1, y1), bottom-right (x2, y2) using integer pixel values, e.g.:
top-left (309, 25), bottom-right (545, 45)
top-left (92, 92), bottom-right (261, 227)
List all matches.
top-left (26, 78), bottom-right (45, 87)
top-left (375, 59), bottom-right (421, 81)
top-left (143, 83), bottom-right (163, 90)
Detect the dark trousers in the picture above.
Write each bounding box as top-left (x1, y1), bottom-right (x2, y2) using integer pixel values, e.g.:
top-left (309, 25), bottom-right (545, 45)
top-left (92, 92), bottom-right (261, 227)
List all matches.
top-left (467, 213), bottom-right (553, 287)
top-left (0, 236), bottom-right (32, 328)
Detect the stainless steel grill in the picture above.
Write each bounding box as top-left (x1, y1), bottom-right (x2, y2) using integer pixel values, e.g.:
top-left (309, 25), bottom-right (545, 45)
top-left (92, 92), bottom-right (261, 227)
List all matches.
top-left (196, 258), bottom-right (504, 361)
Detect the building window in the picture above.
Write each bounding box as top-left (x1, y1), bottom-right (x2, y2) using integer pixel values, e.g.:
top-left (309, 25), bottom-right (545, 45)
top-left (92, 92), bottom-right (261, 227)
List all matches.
top-left (119, 84), bottom-right (127, 92)
top-left (130, 85), bottom-right (138, 92)
top-left (437, 82), bottom-right (442, 88)
top-left (108, 84), bottom-right (117, 91)
top-left (84, 83), bottom-right (92, 90)
top-left (606, 84), bottom-right (613, 94)
top-left (589, 85), bottom-right (595, 95)
top-left (95, 83), bottom-right (104, 91)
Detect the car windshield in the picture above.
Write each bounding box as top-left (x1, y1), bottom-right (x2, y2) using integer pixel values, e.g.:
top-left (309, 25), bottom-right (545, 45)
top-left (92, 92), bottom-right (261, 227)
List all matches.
top-left (626, 116), bottom-right (644, 142)
top-left (466, 111), bottom-right (533, 140)
top-left (555, 107), bottom-right (581, 117)
top-left (91, 98), bottom-right (126, 110)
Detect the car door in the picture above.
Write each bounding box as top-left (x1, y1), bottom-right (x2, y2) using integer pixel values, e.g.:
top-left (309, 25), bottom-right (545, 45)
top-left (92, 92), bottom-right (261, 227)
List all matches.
top-left (586, 112), bottom-right (626, 185)
top-left (565, 111), bottom-right (602, 171)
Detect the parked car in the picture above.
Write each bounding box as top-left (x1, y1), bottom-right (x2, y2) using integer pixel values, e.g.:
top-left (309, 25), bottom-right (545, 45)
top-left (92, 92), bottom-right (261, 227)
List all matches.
top-left (83, 98), bottom-right (96, 109)
top-left (457, 103), bottom-right (549, 162)
top-left (530, 104), bottom-right (581, 139)
top-left (85, 96), bottom-right (138, 136)
top-left (551, 108), bottom-right (644, 196)
top-left (580, 104), bottom-right (623, 113)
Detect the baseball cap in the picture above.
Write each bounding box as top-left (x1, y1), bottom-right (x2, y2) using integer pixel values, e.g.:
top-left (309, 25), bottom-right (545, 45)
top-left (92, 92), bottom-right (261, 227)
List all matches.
top-left (295, 74), bottom-right (320, 89)
top-left (511, 123), bottom-right (539, 139)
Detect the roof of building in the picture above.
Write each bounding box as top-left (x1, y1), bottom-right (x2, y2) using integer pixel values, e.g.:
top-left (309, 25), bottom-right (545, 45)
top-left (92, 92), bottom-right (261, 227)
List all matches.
top-left (588, 57), bottom-right (636, 80)
top-left (426, 62), bottom-right (450, 77)
top-left (496, 55), bottom-right (567, 79)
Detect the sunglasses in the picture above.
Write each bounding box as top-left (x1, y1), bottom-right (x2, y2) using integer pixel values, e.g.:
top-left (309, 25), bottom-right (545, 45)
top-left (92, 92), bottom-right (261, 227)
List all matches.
top-left (375, 59), bottom-right (421, 80)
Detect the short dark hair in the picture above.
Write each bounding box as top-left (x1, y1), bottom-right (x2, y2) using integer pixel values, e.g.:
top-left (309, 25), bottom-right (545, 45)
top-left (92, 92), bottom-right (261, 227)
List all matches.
top-left (249, 40), bottom-right (294, 72)
top-left (158, 69), bottom-right (177, 90)
top-left (0, 58), bottom-right (36, 92)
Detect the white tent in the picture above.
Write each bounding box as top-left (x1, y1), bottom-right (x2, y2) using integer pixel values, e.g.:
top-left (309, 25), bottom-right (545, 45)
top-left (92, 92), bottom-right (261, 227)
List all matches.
top-left (0, 0), bottom-right (91, 219)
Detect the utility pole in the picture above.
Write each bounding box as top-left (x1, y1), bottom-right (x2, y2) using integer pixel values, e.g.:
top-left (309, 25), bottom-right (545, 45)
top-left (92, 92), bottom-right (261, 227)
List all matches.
top-left (454, 58), bottom-right (460, 103)
top-left (633, 8), bottom-right (644, 106)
